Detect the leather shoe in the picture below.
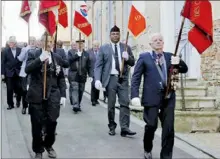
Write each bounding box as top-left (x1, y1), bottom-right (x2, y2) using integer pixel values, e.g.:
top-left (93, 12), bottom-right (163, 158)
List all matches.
top-left (35, 153), bottom-right (42, 159)
top-left (45, 147), bottom-right (57, 158)
top-left (121, 129), bottom-right (136, 137)
top-left (108, 129), bottom-right (116, 136)
top-left (22, 108), bottom-right (26, 114)
top-left (95, 101), bottom-right (99, 104)
top-left (16, 102), bottom-right (20, 108)
top-left (92, 102), bottom-right (96, 106)
top-left (7, 105), bottom-right (14, 110)
top-left (144, 151), bottom-right (152, 159)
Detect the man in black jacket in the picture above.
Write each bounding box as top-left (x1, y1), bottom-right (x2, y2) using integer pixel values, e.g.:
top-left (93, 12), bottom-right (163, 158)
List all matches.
top-left (68, 39), bottom-right (93, 113)
top-left (1, 36), bottom-right (22, 109)
top-left (25, 33), bottom-right (67, 159)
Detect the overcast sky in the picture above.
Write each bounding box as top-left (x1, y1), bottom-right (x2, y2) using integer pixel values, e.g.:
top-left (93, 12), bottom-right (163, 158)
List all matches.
top-left (2, 1), bottom-right (45, 45)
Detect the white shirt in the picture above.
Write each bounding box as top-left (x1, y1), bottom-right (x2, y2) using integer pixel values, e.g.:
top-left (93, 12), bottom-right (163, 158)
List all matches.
top-left (110, 42), bottom-right (122, 75)
top-left (11, 48), bottom-right (16, 58)
top-left (18, 45), bottom-right (36, 77)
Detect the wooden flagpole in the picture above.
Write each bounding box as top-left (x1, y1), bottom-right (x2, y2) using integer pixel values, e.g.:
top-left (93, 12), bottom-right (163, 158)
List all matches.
top-left (164, 17), bottom-right (186, 99)
top-left (43, 31), bottom-right (48, 99)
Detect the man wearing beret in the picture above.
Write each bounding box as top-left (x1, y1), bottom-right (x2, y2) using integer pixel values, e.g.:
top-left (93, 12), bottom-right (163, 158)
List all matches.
top-left (94, 25), bottom-right (136, 137)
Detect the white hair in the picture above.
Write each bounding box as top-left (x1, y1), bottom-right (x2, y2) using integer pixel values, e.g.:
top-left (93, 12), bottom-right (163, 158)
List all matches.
top-left (149, 33), bottom-right (164, 44)
top-left (92, 40), bottom-right (100, 46)
top-left (8, 36), bottom-right (17, 43)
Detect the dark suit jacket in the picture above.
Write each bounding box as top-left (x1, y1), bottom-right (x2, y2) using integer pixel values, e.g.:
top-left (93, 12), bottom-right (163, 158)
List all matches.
top-left (25, 49), bottom-right (66, 104)
top-left (131, 52), bottom-right (188, 107)
top-left (1, 47), bottom-right (22, 77)
top-left (54, 48), bottom-right (69, 68)
top-left (68, 49), bottom-right (92, 83)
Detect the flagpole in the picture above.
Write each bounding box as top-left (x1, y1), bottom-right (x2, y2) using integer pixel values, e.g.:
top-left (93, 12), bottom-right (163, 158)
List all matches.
top-left (70, 1), bottom-right (73, 42)
top-left (28, 21), bottom-right (30, 44)
top-left (114, 1), bottom-right (116, 25)
top-left (100, 1), bottom-right (102, 45)
top-left (43, 31), bottom-right (48, 100)
top-left (53, 25), bottom-right (58, 53)
top-left (164, 17), bottom-right (186, 99)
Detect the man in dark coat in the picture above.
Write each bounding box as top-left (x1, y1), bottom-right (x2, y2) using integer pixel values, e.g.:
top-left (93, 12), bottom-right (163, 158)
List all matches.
top-left (130, 33), bottom-right (188, 159)
top-left (87, 40), bottom-right (100, 106)
top-left (1, 36), bottom-right (22, 109)
top-left (68, 39), bottom-right (93, 112)
top-left (25, 33), bottom-right (67, 159)
top-left (94, 25), bottom-right (136, 137)
top-left (53, 40), bottom-right (69, 106)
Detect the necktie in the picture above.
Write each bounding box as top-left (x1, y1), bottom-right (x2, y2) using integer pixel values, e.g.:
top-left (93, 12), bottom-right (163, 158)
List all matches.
top-left (114, 44), bottom-right (120, 73)
top-left (154, 52), bottom-right (166, 85)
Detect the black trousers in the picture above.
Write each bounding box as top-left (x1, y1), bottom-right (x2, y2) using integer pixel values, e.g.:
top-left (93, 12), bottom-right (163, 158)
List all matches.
top-left (143, 100), bottom-right (175, 159)
top-left (20, 77), bottom-right (28, 108)
top-left (91, 80), bottom-right (99, 102)
top-left (29, 100), bottom-right (60, 153)
top-left (6, 75), bottom-right (21, 107)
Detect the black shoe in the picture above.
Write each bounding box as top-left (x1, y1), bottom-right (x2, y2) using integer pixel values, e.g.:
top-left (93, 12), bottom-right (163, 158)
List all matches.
top-left (95, 101), bottom-right (99, 104)
top-left (92, 102), bottom-right (96, 106)
top-left (16, 102), bottom-right (20, 108)
top-left (144, 151), bottom-right (152, 159)
top-left (22, 108), bottom-right (26, 114)
top-left (35, 153), bottom-right (42, 159)
top-left (7, 105), bottom-right (14, 110)
top-left (45, 147), bottom-right (57, 158)
top-left (121, 129), bottom-right (136, 137)
top-left (73, 107), bottom-right (80, 112)
top-left (108, 129), bottom-right (116, 136)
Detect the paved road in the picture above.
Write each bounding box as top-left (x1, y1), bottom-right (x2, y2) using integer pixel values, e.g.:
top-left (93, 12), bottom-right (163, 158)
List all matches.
top-left (1, 84), bottom-right (210, 158)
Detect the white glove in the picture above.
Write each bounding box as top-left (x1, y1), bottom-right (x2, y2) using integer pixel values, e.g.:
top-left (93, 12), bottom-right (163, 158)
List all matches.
top-left (1, 75), bottom-right (5, 79)
top-left (88, 77), bottom-right (93, 82)
top-left (27, 85), bottom-right (29, 90)
top-left (171, 56), bottom-right (180, 65)
top-left (39, 51), bottom-right (50, 62)
top-left (56, 65), bottom-right (61, 75)
top-left (131, 97), bottom-right (141, 106)
top-left (60, 97), bottom-right (66, 107)
top-left (122, 51), bottom-right (129, 61)
top-left (77, 51), bottom-right (82, 57)
top-left (95, 80), bottom-right (102, 90)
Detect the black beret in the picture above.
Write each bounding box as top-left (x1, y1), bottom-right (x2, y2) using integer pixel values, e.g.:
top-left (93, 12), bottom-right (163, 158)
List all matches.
top-left (110, 25), bottom-right (120, 33)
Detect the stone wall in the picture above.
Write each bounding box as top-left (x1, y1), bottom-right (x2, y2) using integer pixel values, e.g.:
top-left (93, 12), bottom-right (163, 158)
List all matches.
top-left (200, 19), bottom-right (220, 105)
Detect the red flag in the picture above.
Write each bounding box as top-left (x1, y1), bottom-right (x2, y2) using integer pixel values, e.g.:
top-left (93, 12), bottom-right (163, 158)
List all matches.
top-left (58, 0), bottom-right (68, 28)
top-left (20, 0), bottom-right (31, 23)
top-left (73, 11), bottom-right (92, 37)
top-left (128, 4), bottom-right (146, 37)
top-left (181, 0), bottom-right (213, 54)
top-left (38, 0), bottom-right (59, 36)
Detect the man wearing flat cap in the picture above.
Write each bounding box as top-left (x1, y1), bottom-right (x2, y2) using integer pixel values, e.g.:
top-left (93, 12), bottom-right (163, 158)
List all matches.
top-left (68, 39), bottom-right (93, 113)
top-left (1, 36), bottom-right (22, 110)
top-left (94, 25), bottom-right (136, 137)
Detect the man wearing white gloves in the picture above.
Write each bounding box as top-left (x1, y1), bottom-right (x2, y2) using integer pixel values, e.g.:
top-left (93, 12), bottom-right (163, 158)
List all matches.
top-left (68, 39), bottom-right (92, 113)
top-left (25, 33), bottom-right (67, 159)
top-left (94, 25), bottom-right (136, 137)
top-left (130, 33), bottom-right (188, 159)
